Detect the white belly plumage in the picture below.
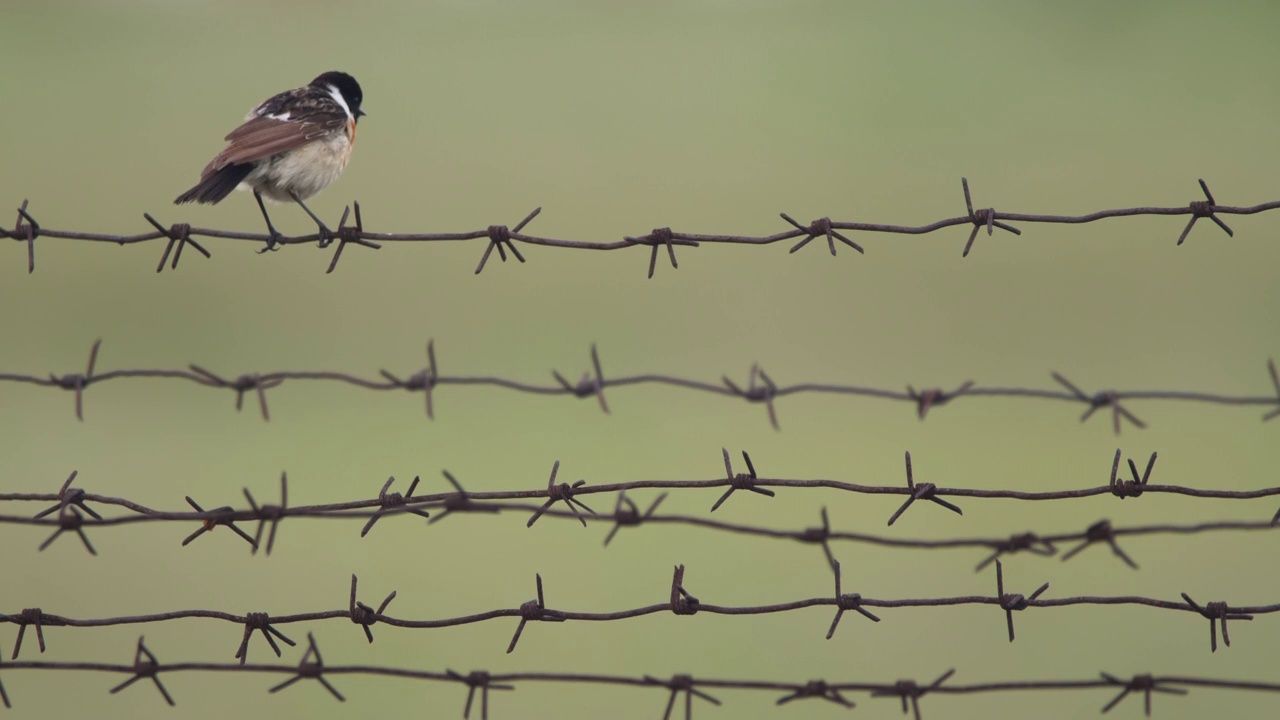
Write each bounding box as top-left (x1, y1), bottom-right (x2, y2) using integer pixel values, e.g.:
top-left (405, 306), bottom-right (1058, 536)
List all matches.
top-left (240, 133), bottom-right (352, 202)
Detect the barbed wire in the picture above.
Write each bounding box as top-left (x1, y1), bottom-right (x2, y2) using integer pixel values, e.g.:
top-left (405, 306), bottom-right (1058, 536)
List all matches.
top-left (2, 635), bottom-right (1278, 719)
top-left (2, 450), bottom-right (1278, 569)
top-left (1, 558), bottom-right (1273, 665)
top-left (3, 178), bottom-right (1277, 274)
top-left (3, 340), bottom-right (1278, 431)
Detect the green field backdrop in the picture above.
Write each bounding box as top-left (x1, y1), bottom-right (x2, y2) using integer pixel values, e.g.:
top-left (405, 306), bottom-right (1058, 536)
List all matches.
top-left (2, 1), bottom-right (1279, 718)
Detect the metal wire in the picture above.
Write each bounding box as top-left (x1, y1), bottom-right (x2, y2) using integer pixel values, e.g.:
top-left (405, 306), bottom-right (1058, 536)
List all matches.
top-left (0, 560), bottom-right (1269, 663)
top-left (1, 636), bottom-right (1277, 719)
top-left (2, 449), bottom-right (1278, 568)
top-left (3, 178), bottom-right (1276, 274)
top-left (3, 340), bottom-right (1278, 431)
top-left (6, 179), bottom-right (1279, 718)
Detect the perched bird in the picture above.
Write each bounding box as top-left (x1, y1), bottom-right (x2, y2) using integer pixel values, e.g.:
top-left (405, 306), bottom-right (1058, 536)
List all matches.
top-left (174, 71), bottom-right (365, 248)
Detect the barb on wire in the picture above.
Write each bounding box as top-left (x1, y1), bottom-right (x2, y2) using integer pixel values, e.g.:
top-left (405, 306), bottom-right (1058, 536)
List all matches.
top-left (721, 364), bottom-right (780, 430)
top-left (525, 461), bottom-right (596, 528)
top-left (959, 178), bottom-right (1020, 257)
top-left (47, 339), bottom-right (101, 421)
top-left (825, 560), bottom-right (881, 639)
top-left (669, 564), bottom-right (700, 616)
top-left (644, 674), bottom-right (721, 720)
top-left (801, 507), bottom-right (840, 571)
top-left (994, 560), bottom-right (1049, 643)
top-left (623, 226), bottom-right (699, 279)
top-left (4, 448), bottom-right (1280, 569)
top-left (780, 213), bottom-right (864, 256)
top-left (8, 178), bottom-right (1277, 273)
top-left (447, 670), bottom-right (514, 720)
top-left (1109, 449), bottom-right (1157, 499)
top-left (1052, 371), bottom-right (1146, 434)
top-left (710, 448), bottom-right (774, 512)
top-left (1265, 358), bottom-right (1280, 422)
top-left (142, 212), bottom-right (210, 273)
top-left (886, 452), bottom-right (963, 526)
top-left (1180, 593), bottom-right (1253, 653)
top-left (32, 471), bottom-right (101, 523)
top-left (974, 532), bottom-right (1056, 572)
top-left (1176, 179), bottom-right (1234, 246)
top-left (380, 340), bottom-right (439, 419)
top-left (907, 381), bottom-right (973, 420)
top-left (187, 364), bottom-right (281, 421)
top-left (348, 574), bottom-right (397, 644)
top-left (267, 633), bottom-right (344, 701)
top-left (235, 612), bottom-right (295, 665)
top-left (474, 208), bottom-right (539, 275)
top-left (243, 472), bottom-right (288, 555)
top-left (325, 202), bottom-right (381, 273)
top-left (775, 679), bottom-right (854, 709)
top-left (552, 344), bottom-right (609, 414)
top-left (109, 637), bottom-right (174, 706)
top-left (5, 609), bottom-right (47, 659)
top-left (4, 563), bottom-right (1277, 658)
top-left (1100, 673), bottom-right (1187, 716)
top-left (180, 495), bottom-right (258, 550)
top-left (429, 470), bottom-right (500, 525)
top-left (36, 506), bottom-right (96, 556)
top-left (3, 341), bottom-right (1279, 432)
top-left (871, 669), bottom-right (955, 720)
top-left (507, 573), bottom-right (562, 653)
top-left (360, 475), bottom-right (429, 537)
top-left (1061, 520), bottom-right (1139, 570)
top-left (604, 491), bottom-right (667, 547)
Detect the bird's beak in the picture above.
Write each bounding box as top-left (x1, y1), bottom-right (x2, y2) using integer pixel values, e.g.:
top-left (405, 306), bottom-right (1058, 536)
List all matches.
top-left (356, 108), bottom-right (367, 120)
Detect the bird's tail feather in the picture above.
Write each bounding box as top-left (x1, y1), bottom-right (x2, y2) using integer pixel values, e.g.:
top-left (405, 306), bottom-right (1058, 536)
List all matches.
top-left (174, 164), bottom-right (253, 205)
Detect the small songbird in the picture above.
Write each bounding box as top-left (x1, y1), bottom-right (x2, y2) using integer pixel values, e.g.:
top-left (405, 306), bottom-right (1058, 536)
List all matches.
top-left (174, 71), bottom-right (365, 248)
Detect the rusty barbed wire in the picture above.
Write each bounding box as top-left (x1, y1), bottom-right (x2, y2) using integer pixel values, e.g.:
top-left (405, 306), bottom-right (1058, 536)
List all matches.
top-left (2, 636), bottom-right (1279, 719)
top-left (2, 560), bottom-right (1275, 664)
top-left (3, 179), bottom-right (1278, 274)
top-left (2, 450), bottom-right (1279, 569)
top-left (3, 340), bottom-right (1278, 432)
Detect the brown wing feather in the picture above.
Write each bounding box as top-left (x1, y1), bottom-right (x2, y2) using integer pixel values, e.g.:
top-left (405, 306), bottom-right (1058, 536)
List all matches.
top-left (199, 114), bottom-right (346, 178)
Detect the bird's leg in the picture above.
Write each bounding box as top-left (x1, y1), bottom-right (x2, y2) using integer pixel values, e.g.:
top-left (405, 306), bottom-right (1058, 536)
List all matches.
top-left (288, 191), bottom-right (335, 247)
top-left (253, 190), bottom-right (284, 252)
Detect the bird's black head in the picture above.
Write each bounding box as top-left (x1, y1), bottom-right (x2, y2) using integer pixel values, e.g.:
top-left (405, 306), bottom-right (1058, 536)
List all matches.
top-left (311, 71), bottom-right (365, 121)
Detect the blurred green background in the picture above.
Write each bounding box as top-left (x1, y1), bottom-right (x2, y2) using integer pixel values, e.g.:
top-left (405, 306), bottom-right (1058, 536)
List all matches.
top-left (2, 1), bottom-right (1279, 718)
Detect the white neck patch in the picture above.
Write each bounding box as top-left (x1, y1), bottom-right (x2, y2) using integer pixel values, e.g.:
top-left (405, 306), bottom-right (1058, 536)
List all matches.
top-left (327, 84), bottom-right (353, 120)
